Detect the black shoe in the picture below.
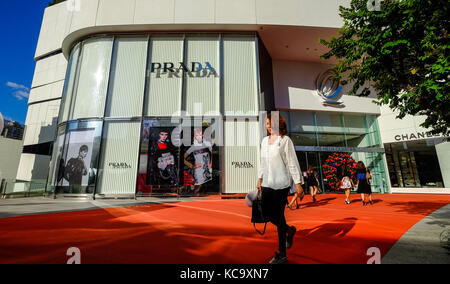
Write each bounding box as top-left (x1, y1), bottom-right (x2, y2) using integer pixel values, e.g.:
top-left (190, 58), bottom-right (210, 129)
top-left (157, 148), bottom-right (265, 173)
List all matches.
top-left (362, 201), bottom-right (366, 206)
top-left (313, 196), bottom-right (316, 203)
top-left (345, 200), bottom-right (351, 205)
top-left (369, 200), bottom-right (373, 205)
top-left (269, 251), bottom-right (288, 264)
top-left (299, 191), bottom-right (305, 201)
top-left (286, 226), bottom-right (297, 249)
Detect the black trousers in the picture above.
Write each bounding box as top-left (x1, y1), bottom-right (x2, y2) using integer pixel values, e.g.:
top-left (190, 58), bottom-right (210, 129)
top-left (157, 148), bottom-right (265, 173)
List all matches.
top-left (261, 187), bottom-right (290, 254)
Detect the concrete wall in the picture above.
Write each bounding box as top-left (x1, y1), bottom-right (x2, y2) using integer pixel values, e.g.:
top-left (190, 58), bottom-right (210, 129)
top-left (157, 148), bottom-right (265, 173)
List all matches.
top-left (35, 0), bottom-right (351, 60)
top-left (0, 137), bottom-right (23, 182)
top-left (377, 105), bottom-right (447, 144)
top-left (436, 142), bottom-right (450, 188)
top-left (272, 60), bottom-right (381, 115)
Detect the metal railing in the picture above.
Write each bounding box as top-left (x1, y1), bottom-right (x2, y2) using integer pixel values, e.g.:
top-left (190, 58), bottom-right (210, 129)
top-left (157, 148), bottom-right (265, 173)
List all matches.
top-left (0, 179), bottom-right (47, 199)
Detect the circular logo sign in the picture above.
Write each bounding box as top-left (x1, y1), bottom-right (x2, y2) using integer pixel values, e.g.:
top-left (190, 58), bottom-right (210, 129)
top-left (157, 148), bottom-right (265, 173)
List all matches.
top-left (315, 69), bottom-right (344, 105)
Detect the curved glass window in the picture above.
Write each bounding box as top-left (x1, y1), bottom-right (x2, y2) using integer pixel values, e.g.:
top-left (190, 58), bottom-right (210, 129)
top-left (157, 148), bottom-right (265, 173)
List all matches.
top-left (105, 37), bottom-right (148, 117)
top-left (58, 43), bottom-right (81, 123)
top-left (72, 37), bottom-right (113, 119)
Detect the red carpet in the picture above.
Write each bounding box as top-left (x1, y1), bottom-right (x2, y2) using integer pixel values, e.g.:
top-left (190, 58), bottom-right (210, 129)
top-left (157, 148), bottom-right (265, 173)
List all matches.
top-left (0, 193), bottom-right (448, 264)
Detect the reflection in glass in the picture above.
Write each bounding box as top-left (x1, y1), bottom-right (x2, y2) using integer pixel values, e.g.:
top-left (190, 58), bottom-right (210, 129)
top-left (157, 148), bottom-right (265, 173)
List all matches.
top-left (291, 132), bottom-right (316, 146)
top-left (72, 38), bottom-right (113, 119)
top-left (59, 44), bottom-right (81, 123)
top-left (385, 140), bottom-right (444, 188)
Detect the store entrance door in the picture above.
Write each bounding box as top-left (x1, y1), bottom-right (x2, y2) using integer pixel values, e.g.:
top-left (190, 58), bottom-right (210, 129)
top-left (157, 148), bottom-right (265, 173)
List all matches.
top-left (296, 151), bottom-right (324, 193)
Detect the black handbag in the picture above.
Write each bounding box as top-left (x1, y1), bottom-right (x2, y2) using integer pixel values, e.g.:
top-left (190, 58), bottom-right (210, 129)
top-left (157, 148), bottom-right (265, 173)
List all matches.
top-left (251, 190), bottom-right (268, 235)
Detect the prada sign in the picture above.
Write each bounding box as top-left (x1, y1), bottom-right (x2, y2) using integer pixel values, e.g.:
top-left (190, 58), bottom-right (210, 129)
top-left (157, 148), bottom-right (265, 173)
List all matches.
top-left (149, 62), bottom-right (218, 78)
top-left (108, 162), bottom-right (132, 169)
top-left (231, 162), bottom-right (255, 169)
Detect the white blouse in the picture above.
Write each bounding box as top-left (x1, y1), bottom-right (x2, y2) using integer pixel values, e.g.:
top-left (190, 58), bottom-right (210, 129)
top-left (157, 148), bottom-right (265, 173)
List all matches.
top-left (258, 135), bottom-right (303, 190)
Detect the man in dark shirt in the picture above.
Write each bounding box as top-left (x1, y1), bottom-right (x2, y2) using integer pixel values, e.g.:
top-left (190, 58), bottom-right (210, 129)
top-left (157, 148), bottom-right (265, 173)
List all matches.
top-left (64, 145), bottom-right (89, 186)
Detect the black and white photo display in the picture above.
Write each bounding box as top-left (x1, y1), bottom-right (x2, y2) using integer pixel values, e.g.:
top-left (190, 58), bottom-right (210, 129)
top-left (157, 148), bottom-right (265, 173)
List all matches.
top-left (55, 129), bottom-right (95, 187)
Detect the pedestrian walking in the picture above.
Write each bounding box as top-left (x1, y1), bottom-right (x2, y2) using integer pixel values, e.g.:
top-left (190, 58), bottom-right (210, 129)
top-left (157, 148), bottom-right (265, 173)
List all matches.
top-left (287, 181), bottom-right (305, 210)
top-left (356, 161), bottom-right (373, 205)
top-left (338, 164), bottom-right (355, 204)
top-left (256, 113), bottom-right (303, 264)
top-left (306, 166), bottom-right (320, 203)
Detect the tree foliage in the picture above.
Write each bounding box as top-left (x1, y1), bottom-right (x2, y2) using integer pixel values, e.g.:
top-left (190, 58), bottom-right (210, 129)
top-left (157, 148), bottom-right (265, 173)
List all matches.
top-left (321, 0), bottom-right (449, 135)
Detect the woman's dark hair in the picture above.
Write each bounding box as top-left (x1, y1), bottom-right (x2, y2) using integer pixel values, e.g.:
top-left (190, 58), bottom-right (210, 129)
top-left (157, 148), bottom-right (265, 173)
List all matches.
top-left (357, 161), bottom-right (366, 171)
top-left (340, 164), bottom-right (348, 178)
top-left (308, 165), bottom-right (315, 172)
top-left (266, 113), bottom-right (288, 136)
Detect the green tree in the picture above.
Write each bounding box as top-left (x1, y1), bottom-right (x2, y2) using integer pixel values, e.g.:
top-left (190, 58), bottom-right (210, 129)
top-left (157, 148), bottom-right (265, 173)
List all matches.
top-left (321, 0), bottom-right (449, 135)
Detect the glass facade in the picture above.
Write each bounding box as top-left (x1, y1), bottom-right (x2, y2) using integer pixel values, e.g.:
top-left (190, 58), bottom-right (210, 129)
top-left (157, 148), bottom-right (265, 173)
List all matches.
top-left (282, 111), bottom-right (388, 193)
top-left (385, 139), bottom-right (445, 188)
top-left (48, 33), bottom-right (260, 197)
top-left (48, 32), bottom-right (389, 197)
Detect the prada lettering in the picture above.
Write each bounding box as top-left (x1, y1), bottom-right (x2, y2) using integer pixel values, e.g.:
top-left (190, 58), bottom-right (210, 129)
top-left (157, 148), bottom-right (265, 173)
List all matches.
top-left (150, 61), bottom-right (218, 78)
top-left (394, 132), bottom-right (448, 141)
top-left (232, 162), bottom-right (254, 169)
top-left (109, 162), bottom-right (132, 169)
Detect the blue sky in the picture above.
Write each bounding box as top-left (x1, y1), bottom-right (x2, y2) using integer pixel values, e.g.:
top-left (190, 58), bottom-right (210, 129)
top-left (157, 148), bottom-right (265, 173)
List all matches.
top-left (0, 1), bottom-right (49, 124)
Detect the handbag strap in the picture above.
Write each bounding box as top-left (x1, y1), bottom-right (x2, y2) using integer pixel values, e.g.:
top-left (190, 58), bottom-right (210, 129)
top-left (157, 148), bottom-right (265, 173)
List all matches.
top-left (254, 189), bottom-right (267, 235)
top-left (253, 222), bottom-right (267, 236)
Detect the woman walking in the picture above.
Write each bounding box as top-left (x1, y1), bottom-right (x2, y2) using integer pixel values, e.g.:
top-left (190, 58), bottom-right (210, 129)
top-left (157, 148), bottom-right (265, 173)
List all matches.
top-left (306, 166), bottom-right (320, 203)
top-left (339, 164), bottom-right (354, 204)
top-left (356, 161), bottom-right (373, 205)
top-left (287, 182), bottom-right (305, 210)
top-left (257, 113), bottom-right (303, 264)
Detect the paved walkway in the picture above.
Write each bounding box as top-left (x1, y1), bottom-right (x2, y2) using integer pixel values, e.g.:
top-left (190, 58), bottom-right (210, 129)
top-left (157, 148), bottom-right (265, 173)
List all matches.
top-left (0, 196), bottom-right (209, 219)
top-left (0, 193), bottom-right (448, 264)
top-left (382, 204), bottom-right (450, 264)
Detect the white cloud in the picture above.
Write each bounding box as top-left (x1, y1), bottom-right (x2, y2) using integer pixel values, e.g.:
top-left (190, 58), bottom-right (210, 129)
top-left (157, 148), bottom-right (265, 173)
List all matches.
top-left (6, 81), bottom-right (30, 100)
top-left (13, 90), bottom-right (30, 100)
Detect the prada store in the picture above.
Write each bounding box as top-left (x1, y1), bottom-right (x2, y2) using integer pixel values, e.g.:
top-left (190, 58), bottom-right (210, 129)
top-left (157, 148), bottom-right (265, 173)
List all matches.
top-left (47, 33), bottom-right (267, 198)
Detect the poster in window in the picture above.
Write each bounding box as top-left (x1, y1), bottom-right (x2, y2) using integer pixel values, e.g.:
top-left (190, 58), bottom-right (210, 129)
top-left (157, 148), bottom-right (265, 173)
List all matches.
top-left (52, 133), bottom-right (66, 186)
top-left (182, 127), bottom-right (213, 186)
top-left (146, 125), bottom-right (180, 186)
top-left (61, 129), bottom-right (95, 187)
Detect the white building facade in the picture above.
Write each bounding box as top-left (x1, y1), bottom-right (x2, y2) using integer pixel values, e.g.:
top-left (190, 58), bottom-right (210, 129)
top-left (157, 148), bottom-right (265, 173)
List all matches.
top-left (17, 0), bottom-right (449, 197)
